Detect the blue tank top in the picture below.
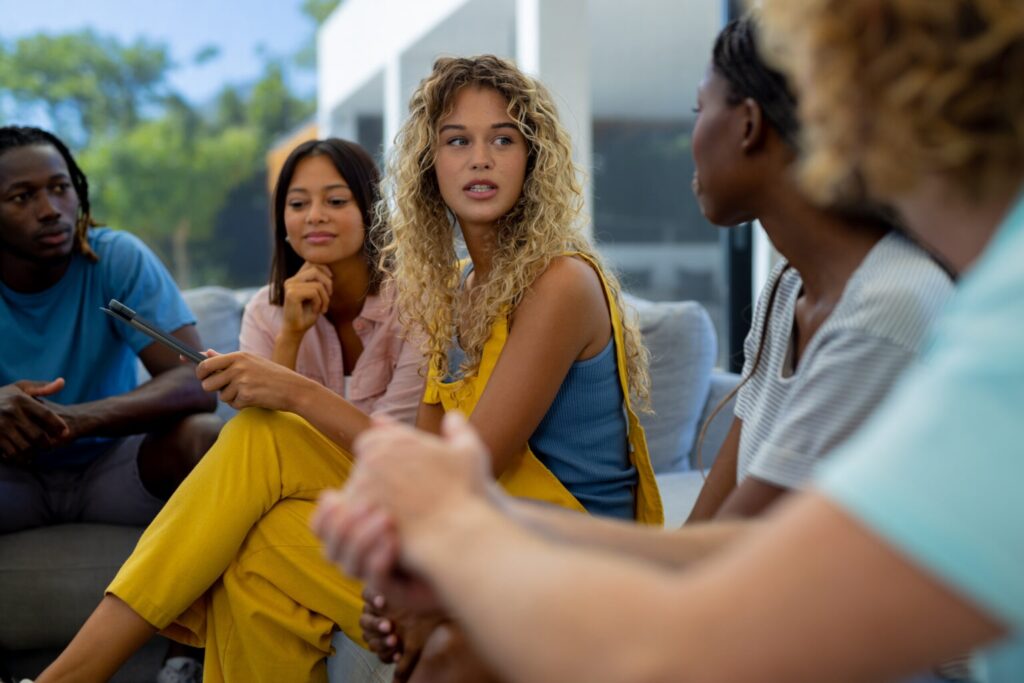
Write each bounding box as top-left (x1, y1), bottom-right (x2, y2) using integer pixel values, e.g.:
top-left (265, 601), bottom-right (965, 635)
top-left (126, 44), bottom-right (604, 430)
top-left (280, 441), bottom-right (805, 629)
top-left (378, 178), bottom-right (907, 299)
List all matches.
top-left (446, 332), bottom-right (637, 520)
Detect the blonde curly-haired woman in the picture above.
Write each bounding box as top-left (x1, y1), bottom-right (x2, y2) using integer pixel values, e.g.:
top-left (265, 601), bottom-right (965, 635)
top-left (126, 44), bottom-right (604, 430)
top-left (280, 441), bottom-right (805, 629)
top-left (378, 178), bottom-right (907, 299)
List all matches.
top-left (36, 56), bottom-right (661, 683)
top-left (376, 54), bottom-right (660, 524)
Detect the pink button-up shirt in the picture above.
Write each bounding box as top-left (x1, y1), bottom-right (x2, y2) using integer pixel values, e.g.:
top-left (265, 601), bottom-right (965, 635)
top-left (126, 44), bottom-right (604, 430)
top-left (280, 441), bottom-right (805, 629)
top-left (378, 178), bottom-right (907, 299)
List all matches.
top-left (239, 283), bottom-right (425, 425)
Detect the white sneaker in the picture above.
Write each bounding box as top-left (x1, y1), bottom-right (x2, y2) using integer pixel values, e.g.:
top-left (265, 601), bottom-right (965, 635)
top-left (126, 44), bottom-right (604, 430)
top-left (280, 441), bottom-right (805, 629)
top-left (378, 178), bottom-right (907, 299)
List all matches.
top-left (155, 656), bottom-right (203, 683)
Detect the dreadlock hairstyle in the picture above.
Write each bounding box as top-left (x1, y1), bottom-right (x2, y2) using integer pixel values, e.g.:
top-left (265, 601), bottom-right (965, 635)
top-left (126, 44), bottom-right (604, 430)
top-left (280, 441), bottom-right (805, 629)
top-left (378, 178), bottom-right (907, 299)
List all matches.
top-left (0, 126), bottom-right (99, 262)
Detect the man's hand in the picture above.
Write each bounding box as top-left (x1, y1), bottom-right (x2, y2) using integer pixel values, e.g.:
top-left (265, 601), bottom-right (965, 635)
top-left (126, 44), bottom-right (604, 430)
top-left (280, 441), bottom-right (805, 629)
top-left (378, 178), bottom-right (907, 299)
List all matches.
top-left (195, 349), bottom-right (317, 412)
top-left (0, 379), bottom-right (70, 464)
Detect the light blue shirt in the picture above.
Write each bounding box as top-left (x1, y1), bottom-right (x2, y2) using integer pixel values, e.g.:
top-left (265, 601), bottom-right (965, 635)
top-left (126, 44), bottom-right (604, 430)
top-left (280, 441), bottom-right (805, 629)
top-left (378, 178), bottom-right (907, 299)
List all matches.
top-left (0, 228), bottom-right (194, 467)
top-left (817, 190), bottom-right (1024, 683)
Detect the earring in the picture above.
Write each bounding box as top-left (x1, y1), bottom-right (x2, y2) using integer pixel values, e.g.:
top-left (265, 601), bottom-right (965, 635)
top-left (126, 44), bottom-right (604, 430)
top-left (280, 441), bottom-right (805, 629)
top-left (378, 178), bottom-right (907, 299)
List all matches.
top-left (284, 235), bottom-right (290, 242)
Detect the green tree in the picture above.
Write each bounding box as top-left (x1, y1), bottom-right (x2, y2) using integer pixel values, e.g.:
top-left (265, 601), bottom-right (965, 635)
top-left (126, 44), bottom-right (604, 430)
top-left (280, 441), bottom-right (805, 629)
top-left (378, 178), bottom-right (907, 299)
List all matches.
top-left (0, 30), bottom-right (171, 145)
top-left (80, 115), bottom-right (263, 287)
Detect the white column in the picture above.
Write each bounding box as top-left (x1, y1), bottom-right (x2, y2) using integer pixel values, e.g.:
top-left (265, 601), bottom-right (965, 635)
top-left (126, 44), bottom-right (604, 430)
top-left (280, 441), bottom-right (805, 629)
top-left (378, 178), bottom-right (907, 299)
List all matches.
top-left (383, 55), bottom-right (403, 151)
top-left (751, 220), bottom-right (779, 302)
top-left (516, 0), bottom-right (592, 233)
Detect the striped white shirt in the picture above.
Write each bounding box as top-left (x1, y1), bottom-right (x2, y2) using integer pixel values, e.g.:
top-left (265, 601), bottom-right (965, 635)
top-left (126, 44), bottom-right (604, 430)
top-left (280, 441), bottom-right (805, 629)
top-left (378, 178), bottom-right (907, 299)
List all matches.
top-left (735, 232), bottom-right (954, 489)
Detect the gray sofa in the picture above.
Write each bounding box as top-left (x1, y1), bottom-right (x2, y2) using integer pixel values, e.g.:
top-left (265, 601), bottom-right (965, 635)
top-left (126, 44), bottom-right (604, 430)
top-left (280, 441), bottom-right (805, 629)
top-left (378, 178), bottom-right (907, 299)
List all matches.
top-left (0, 287), bottom-right (738, 682)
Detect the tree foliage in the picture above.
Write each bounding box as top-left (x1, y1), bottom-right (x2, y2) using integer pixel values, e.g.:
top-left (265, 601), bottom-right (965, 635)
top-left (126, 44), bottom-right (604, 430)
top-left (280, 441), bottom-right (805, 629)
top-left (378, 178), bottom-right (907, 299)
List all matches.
top-left (0, 31), bottom-right (172, 146)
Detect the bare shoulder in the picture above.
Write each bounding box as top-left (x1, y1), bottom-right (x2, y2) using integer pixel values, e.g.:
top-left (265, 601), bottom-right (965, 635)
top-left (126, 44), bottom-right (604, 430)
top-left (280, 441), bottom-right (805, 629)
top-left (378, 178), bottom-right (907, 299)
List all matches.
top-left (526, 255), bottom-right (606, 308)
top-left (512, 255), bottom-right (609, 344)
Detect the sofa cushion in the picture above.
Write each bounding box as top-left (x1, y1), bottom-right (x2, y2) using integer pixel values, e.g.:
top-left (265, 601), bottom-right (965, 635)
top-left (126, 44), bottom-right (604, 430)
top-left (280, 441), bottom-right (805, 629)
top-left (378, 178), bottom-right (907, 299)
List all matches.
top-left (0, 524), bottom-right (143, 649)
top-left (183, 286), bottom-right (254, 355)
top-left (625, 295), bottom-right (717, 473)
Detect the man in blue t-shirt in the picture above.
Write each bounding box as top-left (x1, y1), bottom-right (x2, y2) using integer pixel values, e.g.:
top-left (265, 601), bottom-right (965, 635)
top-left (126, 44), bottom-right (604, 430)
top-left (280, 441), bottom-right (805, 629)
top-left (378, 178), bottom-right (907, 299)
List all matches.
top-left (0, 126), bottom-right (221, 533)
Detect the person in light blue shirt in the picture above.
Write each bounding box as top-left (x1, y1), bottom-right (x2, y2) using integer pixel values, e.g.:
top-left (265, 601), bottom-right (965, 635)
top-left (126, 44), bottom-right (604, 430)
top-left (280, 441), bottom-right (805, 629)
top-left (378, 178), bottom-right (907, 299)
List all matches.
top-left (303, 3), bottom-right (1024, 683)
top-left (0, 126), bottom-right (221, 533)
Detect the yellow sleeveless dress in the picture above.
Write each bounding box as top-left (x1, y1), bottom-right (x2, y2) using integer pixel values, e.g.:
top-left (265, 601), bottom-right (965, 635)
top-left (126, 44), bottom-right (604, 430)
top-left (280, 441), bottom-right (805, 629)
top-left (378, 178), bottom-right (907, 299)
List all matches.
top-left (423, 254), bottom-right (663, 524)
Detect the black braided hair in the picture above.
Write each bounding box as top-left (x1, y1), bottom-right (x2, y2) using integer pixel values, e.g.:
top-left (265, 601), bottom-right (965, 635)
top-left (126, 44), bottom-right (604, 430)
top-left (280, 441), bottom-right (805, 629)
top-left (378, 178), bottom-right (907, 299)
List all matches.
top-left (0, 126), bottom-right (99, 261)
top-left (712, 16), bottom-right (801, 149)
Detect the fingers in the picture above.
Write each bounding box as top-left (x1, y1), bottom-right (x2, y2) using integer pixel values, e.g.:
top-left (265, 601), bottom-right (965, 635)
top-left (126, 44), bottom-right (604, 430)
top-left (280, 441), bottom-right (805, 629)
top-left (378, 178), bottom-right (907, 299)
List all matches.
top-left (440, 411), bottom-right (487, 456)
top-left (339, 508), bottom-right (394, 579)
top-left (23, 399), bottom-right (69, 438)
top-left (17, 377), bottom-right (65, 398)
top-left (288, 281), bottom-right (331, 315)
top-left (311, 489), bottom-right (346, 539)
top-left (196, 352), bottom-right (234, 381)
top-left (318, 497), bottom-right (373, 565)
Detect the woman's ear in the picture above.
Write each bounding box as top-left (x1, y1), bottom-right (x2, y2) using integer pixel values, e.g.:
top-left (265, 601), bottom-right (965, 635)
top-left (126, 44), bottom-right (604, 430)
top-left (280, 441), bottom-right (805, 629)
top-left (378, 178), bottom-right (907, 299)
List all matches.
top-left (740, 97), bottom-right (767, 153)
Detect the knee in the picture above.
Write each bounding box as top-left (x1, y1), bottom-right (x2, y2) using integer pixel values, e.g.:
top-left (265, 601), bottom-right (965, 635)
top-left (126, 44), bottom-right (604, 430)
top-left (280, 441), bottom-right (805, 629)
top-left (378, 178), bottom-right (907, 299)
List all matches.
top-left (220, 407), bottom-right (297, 441)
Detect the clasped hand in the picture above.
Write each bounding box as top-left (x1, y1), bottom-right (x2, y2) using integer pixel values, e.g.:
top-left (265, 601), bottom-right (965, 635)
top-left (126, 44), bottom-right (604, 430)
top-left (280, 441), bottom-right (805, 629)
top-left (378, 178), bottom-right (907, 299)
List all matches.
top-left (0, 379), bottom-right (73, 463)
top-left (312, 412), bottom-right (495, 591)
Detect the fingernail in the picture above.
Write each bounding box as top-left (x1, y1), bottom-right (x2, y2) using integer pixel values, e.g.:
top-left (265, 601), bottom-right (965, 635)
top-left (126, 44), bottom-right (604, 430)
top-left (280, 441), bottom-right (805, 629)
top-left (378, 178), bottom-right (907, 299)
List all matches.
top-left (373, 595), bottom-right (385, 608)
top-left (386, 634), bottom-right (397, 647)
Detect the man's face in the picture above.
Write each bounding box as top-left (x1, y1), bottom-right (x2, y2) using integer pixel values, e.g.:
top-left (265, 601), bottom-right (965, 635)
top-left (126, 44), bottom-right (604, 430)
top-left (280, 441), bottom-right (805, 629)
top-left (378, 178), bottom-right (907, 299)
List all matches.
top-left (0, 144), bottom-right (79, 265)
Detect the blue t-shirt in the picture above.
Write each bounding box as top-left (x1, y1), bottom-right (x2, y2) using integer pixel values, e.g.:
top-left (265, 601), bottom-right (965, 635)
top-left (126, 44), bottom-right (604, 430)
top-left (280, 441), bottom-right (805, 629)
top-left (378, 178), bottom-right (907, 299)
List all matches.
top-left (0, 228), bottom-right (195, 467)
top-left (817, 190), bottom-right (1024, 683)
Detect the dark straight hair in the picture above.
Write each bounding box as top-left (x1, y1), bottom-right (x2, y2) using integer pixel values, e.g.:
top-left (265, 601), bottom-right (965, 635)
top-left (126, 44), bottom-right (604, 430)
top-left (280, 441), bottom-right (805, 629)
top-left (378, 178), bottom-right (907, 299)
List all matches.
top-left (0, 125), bottom-right (99, 262)
top-left (268, 138), bottom-right (384, 305)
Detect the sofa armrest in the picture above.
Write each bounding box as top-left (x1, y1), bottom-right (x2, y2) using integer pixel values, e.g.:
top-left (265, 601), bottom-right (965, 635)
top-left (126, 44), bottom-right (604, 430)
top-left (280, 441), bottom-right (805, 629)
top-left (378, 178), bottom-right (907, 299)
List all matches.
top-left (686, 370), bottom-right (740, 470)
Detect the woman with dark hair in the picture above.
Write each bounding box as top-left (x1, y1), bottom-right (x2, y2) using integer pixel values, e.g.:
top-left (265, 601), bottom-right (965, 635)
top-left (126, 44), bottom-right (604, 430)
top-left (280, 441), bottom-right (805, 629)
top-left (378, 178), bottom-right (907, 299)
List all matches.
top-left (36, 138), bottom-right (420, 682)
top-left (682, 16), bottom-right (952, 522)
top-left (239, 137), bottom-right (422, 422)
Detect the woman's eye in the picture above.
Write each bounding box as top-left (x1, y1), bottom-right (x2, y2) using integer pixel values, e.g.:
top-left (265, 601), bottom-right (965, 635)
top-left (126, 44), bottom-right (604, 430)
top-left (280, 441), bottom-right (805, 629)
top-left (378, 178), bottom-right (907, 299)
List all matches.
top-left (52, 182), bottom-right (71, 194)
top-left (8, 192), bottom-right (28, 204)
top-left (328, 197), bottom-right (349, 207)
top-left (494, 136), bottom-right (514, 146)
top-left (287, 200), bottom-right (306, 210)
top-left (446, 137), bottom-right (468, 147)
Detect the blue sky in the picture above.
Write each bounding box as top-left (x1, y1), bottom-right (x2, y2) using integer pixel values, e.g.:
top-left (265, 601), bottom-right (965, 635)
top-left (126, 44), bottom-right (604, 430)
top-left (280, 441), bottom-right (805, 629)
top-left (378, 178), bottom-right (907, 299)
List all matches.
top-left (0, 0), bottom-right (319, 103)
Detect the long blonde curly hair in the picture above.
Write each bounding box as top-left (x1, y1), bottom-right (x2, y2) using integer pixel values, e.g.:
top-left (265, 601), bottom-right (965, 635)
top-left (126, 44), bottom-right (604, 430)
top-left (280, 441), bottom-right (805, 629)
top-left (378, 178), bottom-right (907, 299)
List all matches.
top-left (757, 0), bottom-right (1024, 204)
top-left (374, 54), bottom-right (650, 408)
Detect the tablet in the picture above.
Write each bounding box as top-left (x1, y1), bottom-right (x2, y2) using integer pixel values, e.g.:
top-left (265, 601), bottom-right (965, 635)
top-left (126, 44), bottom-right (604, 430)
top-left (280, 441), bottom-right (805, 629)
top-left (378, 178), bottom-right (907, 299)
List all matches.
top-left (101, 299), bottom-right (207, 363)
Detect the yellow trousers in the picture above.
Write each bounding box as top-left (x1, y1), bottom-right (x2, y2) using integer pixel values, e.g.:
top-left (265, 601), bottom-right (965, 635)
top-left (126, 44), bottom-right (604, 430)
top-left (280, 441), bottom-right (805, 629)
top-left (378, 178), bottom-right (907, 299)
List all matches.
top-left (108, 408), bottom-right (365, 682)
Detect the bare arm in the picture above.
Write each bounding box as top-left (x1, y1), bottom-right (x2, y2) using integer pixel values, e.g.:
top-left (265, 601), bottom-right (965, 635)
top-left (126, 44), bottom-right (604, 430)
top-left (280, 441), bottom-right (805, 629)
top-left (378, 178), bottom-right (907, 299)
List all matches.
top-left (50, 324), bottom-right (216, 439)
top-left (686, 417), bottom-right (742, 522)
top-left (198, 350), bottom-right (372, 452)
top-left (410, 493), bottom-right (1004, 683)
top-left (416, 400), bottom-right (445, 435)
top-left (509, 497), bottom-right (752, 569)
top-left (688, 418), bottom-right (789, 521)
top-left (468, 256), bottom-right (611, 475)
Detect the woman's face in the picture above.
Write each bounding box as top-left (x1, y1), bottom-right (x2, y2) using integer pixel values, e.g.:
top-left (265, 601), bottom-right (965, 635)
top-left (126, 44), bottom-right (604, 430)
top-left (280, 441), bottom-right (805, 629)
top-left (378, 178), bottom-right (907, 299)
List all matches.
top-left (433, 86), bottom-right (528, 233)
top-left (283, 154), bottom-right (365, 265)
top-left (691, 66), bottom-right (758, 227)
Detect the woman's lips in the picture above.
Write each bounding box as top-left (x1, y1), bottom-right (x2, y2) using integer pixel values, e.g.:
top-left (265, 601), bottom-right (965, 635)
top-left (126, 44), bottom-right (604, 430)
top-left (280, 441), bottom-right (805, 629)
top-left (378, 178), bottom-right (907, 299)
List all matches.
top-left (463, 183), bottom-right (498, 200)
top-left (303, 232), bottom-right (336, 245)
